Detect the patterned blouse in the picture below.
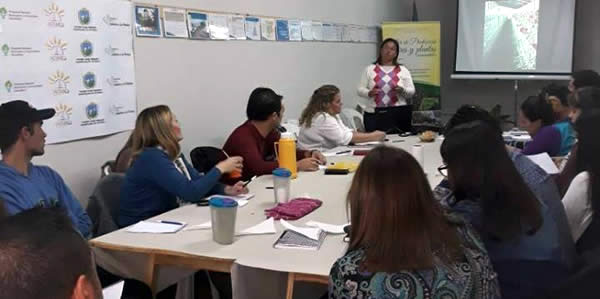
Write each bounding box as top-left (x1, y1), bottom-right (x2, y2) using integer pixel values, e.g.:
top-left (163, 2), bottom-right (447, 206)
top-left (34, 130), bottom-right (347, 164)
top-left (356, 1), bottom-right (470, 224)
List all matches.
top-left (328, 216), bottom-right (501, 299)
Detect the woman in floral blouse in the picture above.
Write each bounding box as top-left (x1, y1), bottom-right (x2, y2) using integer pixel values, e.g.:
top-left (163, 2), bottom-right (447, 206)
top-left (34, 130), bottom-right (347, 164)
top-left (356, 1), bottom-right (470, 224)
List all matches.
top-left (329, 146), bottom-right (501, 299)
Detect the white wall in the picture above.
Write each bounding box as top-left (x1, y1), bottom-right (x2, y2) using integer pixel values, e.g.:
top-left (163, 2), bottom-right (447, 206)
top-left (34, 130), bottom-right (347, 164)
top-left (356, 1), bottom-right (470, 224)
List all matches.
top-left (35, 0), bottom-right (406, 204)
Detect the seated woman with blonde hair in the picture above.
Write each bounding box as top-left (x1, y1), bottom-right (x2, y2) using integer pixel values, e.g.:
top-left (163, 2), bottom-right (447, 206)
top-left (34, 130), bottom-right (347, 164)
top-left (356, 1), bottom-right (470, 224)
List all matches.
top-left (119, 105), bottom-right (247, 227)
top-left (298, 85), bottom-right (385, 150)
top-left (329, 146), bottom-right (500, 299)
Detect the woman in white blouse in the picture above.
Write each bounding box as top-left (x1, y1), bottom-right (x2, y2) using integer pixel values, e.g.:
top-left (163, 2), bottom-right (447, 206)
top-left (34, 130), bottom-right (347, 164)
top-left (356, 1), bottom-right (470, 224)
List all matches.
top-left (357, 38), bottom-right (415, 131)
top-left (298, 85), bottom-right (385, 150)
top-left (562, 110), bottom-right (600, 253)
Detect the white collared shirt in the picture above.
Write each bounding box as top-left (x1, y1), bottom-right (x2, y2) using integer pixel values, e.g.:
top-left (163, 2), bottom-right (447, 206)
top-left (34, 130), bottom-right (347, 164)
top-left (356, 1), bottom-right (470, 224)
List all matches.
top-left (298, 113), bottom-right (354, 150)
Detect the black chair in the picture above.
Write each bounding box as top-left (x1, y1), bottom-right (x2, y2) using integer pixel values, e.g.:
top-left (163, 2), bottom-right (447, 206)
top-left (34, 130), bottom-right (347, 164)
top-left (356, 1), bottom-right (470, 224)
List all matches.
top-left (86, 173), bottom-right (125, 237)
top-left (190, 146), bottom-right (227, 174)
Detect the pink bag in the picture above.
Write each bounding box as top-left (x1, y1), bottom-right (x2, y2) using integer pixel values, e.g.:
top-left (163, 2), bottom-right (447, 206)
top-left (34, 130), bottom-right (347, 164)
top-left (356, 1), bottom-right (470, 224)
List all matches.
top-left (264, 198), bottom-right (322, 220)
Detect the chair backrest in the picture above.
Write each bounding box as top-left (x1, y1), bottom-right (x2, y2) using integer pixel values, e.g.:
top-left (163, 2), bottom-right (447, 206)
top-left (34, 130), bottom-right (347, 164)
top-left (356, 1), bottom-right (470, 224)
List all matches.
top-left (87, 173), bottom-right (125, 237)
top-left (101, 160), bottom-right (116, 177)
top-left (190, 146), bottom-right (227, 174)
top-left (340, 108), bottom-right (365, 132)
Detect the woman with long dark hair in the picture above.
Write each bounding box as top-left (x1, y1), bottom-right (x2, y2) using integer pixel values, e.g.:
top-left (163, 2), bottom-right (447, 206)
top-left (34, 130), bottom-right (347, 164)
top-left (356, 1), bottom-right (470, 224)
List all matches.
top-left (563, 110), bottom-right (600, 253)
top-left (357, 38), bottom-right (415, 131)
top-left (518, 95), bottom-right (562, 156)
top-left (329, 146), bottom-right (500, 298)
top-left (439, 121), bottom-right (572, 298)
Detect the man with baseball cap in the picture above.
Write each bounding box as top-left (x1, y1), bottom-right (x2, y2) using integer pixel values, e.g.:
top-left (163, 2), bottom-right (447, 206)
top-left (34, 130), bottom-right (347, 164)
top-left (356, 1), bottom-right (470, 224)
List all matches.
top-left (0, 100), bottom-right (91, 238)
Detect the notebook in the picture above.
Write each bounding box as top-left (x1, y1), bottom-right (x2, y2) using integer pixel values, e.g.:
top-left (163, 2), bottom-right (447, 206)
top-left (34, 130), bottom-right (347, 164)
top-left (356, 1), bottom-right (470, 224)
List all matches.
top-left (273, 229), bottom-right (327, 250)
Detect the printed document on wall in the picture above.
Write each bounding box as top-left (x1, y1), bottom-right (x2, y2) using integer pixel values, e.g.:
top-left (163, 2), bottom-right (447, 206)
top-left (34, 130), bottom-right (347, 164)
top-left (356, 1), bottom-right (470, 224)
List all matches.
top-left (0, 0), bottom-right (137, 144)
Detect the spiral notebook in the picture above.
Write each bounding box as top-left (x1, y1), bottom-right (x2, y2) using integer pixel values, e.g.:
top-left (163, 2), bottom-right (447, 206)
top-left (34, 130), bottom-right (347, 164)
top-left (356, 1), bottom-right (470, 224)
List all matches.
top-left (273, 229), bottom-right (327, 250)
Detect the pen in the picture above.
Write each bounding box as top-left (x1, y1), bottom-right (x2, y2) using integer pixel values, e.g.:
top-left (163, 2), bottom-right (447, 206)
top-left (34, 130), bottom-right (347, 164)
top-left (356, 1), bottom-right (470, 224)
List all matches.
top-left (266, 186), bottom-right (274, 189)
top-left (158, 220), bottom-right (183, 225)
top-left (336, 150), bottom-right (351, 155)
top-left (242, 175), bottom-right (257, 187)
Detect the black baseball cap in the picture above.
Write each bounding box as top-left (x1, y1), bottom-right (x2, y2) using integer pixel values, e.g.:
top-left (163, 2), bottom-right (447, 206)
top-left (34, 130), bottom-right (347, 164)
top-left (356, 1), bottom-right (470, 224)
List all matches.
top-left (0, 100), bottom-right (56, 130)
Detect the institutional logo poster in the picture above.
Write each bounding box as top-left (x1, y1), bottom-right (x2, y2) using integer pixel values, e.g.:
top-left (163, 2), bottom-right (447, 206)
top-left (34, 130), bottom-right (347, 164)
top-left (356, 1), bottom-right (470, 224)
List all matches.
top-left (0, 0), bottom-right (136, 144)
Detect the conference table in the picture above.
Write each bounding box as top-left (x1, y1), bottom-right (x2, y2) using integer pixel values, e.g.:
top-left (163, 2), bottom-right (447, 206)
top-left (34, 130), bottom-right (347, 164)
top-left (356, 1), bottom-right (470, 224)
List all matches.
top-left (90, 136), bottom-right (445, 299)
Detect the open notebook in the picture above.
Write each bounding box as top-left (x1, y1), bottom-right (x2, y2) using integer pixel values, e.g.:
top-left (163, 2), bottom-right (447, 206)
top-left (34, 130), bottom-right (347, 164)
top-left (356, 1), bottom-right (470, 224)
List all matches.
top-left (273, 229), bottom-right (327, 250)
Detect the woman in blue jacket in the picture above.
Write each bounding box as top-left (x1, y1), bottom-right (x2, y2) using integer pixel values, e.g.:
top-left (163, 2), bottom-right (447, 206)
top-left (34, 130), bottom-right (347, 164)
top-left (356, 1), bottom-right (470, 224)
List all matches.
top-left (119, 105), bottom-right (247, 227)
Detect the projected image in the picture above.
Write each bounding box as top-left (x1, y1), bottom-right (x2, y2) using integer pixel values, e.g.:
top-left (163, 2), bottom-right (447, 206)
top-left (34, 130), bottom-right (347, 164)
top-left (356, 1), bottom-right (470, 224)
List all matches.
top-left (483, 0), bottom-right (540, 71)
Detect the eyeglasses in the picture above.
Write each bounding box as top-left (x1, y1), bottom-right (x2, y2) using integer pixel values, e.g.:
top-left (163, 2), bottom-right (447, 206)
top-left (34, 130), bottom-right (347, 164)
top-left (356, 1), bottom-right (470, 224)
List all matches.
top-left (438, 165), bottom-right (448, 177)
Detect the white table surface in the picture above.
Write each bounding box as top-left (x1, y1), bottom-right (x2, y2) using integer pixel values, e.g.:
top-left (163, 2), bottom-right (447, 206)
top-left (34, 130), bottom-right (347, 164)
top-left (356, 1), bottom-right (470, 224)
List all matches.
top-left (91, 136), bottom-right (445, 294)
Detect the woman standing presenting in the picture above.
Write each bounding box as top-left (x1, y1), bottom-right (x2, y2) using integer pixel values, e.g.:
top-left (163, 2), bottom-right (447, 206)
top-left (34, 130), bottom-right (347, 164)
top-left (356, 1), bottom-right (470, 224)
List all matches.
top-left (357, 38), bottom-right (415, 131)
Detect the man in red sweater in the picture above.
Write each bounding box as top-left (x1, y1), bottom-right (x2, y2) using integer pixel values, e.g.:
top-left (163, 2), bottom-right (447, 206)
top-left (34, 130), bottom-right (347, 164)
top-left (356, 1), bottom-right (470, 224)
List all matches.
top-left (223, 87), bottom-right (326, 180)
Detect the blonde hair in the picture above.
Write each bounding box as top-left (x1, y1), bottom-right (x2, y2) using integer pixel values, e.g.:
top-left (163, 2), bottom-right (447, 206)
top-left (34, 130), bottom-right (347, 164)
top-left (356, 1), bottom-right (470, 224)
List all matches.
top-left (299, 85), bottom-right (340, 128)
top-left (130, 105), bottom-right (180, 161)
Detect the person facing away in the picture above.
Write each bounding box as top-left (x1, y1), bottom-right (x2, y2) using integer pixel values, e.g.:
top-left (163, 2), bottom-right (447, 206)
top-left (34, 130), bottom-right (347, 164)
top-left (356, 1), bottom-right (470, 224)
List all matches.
top-left (569, 69), bottom-right (600, 93)
top-left (0, 100), bottom-right (92, 238)
top-left (222, 87), bottom-right (326, 181)
top-left (0, 207), bottom-right (103, 299)
top-left (541, 83), bottom-right (575, 156)
top-left (437, 121), bottom-right (572, 299)
top-left (442, 105), bottom-right (575, 267)
top-left (557, 87), bottom-right (600, 196)
top-left (329, 146), bottom-right (501, 299)
top-left (119, 105), bottom-right (247, 227)
top-left (357, 38), bottom-right (415, 132)
top-left (518, 95), bottom-right (562, 156)
top-left (562, 110), bottom-right (600, 254)
top-left (298, 85), bottom-right (385, 150)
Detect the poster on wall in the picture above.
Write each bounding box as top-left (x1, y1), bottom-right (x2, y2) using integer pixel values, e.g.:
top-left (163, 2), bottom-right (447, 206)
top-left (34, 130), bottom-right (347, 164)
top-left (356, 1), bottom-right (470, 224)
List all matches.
top-left (245, 16), bottom-right (261, 40)
top-left (382, 22), bottom-right (441, 126)
top-left (260, 18), bottom-right (276, 41)
top-left (162, 7), bottom-right (188, 38)
top-left (0, 0), bottom-right (137, 144)
top-left (135, 5), bottom-right (161, 37)
top-left (187, 11), bottom-right (209, 40)
top-left (275, 19), bottom-right (289, 41)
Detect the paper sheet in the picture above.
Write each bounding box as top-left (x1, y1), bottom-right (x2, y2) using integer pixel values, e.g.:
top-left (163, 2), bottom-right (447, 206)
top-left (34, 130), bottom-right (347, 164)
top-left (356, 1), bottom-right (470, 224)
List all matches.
top-left (208, 14), bottom-right (230, 40)
top-left (288, 20), bottom-right (302, 41)
top-left (526, 153), bottom-right (560, 174)
top-left (207, 194), bottom-right (254, 207)
top-left (162, 8), bottom-right (188, 38)
top-left (323, 149), bottom-right (352, 157)
top-left (301, 20), bottom-right (313, 41)
top-left (305, 221), bottom-right (349, 234)
top-left (261, 18), bottom-right (276, 41)
top-left (127, 221), bottom-right (186, 233)
top-left (182, 221), bottom-right (212, 231)
top-left (228, 15), bottom-right (246, 40)
top-left (236, 218), bottom-right (276, 236)
top-left (102, 281), bottom-right (124, 298)
top-left (311, 22), bottom-right (323, 41)
top-left (245, 16), bottom-right (261, 40)
top-left (280, 219), bottom-right (322, 241)
top-left (352, 141), bottom-right (383, 146)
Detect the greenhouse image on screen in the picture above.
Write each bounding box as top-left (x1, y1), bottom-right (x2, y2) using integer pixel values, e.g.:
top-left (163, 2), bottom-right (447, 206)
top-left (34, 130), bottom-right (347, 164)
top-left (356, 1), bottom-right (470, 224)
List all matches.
top-left (483, 0), bottom-right (540, 71)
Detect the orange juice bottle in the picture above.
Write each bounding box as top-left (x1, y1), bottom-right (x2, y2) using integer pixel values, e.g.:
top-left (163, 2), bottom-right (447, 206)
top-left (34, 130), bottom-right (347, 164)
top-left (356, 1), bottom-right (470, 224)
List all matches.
top-left (275, 132), bottom-right (298, 179)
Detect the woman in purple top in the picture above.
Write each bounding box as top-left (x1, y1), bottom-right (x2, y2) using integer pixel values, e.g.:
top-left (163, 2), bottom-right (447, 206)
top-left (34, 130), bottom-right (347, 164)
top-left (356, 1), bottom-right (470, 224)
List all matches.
top-left (519, 95), bottom-right (562, 156)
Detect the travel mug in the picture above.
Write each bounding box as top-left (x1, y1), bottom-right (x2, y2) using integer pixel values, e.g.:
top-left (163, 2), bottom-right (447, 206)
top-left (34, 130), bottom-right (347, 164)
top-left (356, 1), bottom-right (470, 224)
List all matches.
top-left (272, 168), bottom-right (292, 203)
top-left (209, 197), bottom-right (238, 245)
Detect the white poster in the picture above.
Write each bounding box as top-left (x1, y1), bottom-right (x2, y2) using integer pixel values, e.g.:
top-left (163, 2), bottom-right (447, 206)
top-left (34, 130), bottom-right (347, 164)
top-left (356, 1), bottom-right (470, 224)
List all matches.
top-left (208, 14), bottom-right (229, 40)
top-left (260, 18), bottom-right (276, 41)
top-left (228, 15), bottom-right (246, 40)
top-left (311, 21), bottom-right (323, 41)
top-left (0, 0), bottom-right (136, 144)
top-left (301, 20), bottom-right (313, 41)
top-left (245, 16), bottom-right (260, 40)
top-left (288, 20), bottom-right (302, 41)
top-left (162, 7), bottom-right (188, 38)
